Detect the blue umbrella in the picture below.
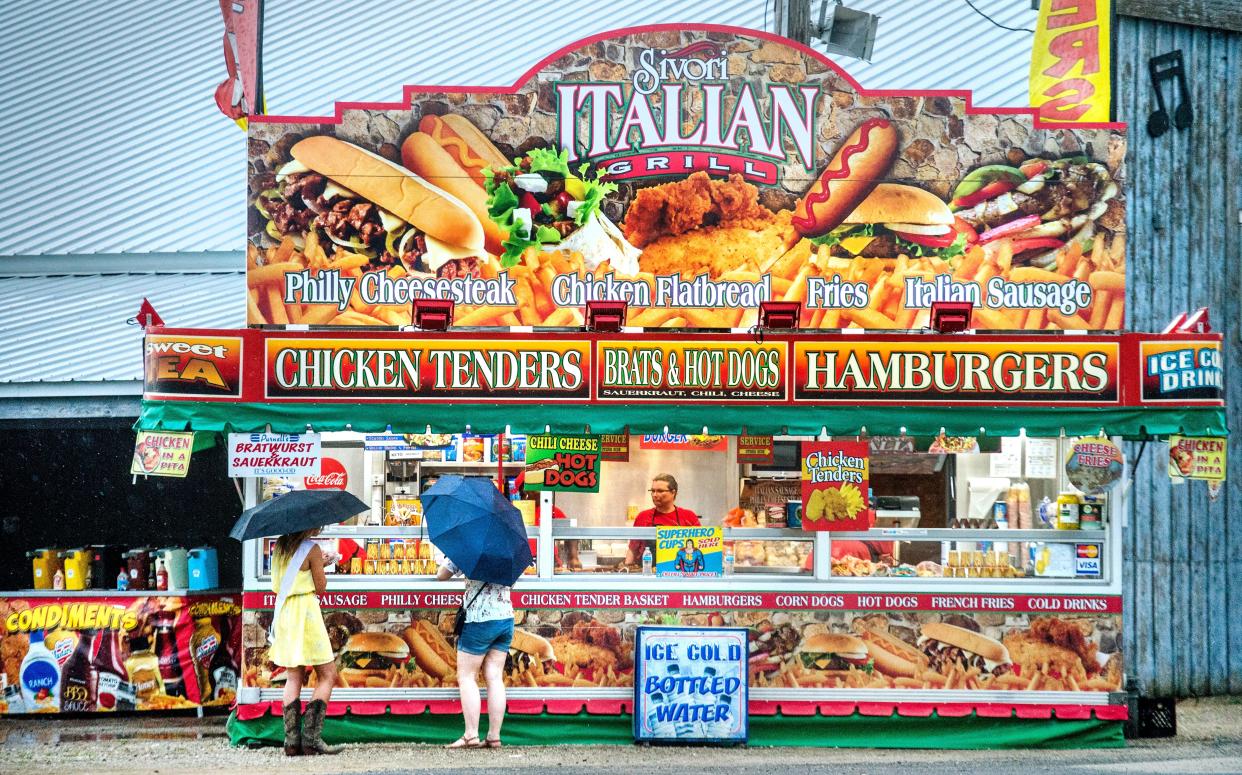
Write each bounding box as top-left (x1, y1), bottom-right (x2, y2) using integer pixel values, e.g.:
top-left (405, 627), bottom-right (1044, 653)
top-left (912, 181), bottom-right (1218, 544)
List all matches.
top-left (229, 489), bottom-right (369, 541)
top-left (421, 475), bottom-right (532, 586)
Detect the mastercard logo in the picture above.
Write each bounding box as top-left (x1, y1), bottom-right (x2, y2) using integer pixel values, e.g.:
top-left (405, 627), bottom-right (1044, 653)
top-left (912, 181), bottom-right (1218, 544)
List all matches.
top-left (1077, 544), bottom-right (1099, 558)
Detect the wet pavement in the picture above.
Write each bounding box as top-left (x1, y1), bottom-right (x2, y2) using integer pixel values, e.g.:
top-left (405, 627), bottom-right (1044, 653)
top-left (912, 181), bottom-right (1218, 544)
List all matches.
top-left (1, 698), bottom-right (1240, 775)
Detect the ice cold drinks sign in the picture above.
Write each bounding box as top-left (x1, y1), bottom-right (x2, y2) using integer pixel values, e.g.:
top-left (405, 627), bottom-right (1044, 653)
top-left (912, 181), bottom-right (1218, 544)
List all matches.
top-left (634, 626), bottom-right (748, 743)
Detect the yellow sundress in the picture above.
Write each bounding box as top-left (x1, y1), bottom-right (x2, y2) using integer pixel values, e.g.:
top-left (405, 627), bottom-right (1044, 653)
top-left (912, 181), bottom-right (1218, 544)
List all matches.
top-left (268, 549), bottom-right (334, 667)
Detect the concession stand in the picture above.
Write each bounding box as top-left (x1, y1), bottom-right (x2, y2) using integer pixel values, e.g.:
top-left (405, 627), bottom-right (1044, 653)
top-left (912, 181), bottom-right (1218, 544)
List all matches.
top-left (135, 26), bottom-right (1226, 747)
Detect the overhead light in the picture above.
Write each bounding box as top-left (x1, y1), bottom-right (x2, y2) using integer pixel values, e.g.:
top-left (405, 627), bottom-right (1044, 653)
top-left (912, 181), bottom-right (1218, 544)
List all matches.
top-left (815, 1), bottom-right (879, 62)
top-left (930, 301), bottom-right (974, 333)
top-left (585, 300), bottom-right (628, 332)
top-left (759, 301), bottom-right (801, 330)
top-left (412, 299), bottom-right (454, 331)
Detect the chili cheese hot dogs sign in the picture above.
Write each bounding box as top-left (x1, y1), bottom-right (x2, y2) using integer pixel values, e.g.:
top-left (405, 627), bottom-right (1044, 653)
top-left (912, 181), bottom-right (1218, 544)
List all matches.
top-left (246, 26), bottom-right (1127, 333)
top-left (144, 329), bottom-right (1222, 409)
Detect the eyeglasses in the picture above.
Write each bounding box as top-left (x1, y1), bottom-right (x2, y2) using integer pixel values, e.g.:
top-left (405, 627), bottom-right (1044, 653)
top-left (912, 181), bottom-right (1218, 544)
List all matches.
top-left (648, 489), bottom-right (673, 494)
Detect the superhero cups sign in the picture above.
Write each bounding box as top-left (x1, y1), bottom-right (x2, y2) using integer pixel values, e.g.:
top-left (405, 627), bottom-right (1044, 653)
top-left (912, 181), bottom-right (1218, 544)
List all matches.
top-left (801, 441), bottom-right (871, 531)
top-left (524, 435), bottom-right (601, 493)
top-left (247, 27), bottom-right (1126, 332)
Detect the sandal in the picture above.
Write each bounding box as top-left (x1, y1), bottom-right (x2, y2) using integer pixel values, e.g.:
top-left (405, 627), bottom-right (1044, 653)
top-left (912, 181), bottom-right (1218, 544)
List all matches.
top-left (445, 735), bottom-right (482, 749)
top-left (485, 738), bottom-right (503, 748)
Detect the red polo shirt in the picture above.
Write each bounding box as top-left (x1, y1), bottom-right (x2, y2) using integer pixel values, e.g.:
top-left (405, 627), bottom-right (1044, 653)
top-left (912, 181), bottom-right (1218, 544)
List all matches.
top-left (628, 506), bottom-right (700, 560)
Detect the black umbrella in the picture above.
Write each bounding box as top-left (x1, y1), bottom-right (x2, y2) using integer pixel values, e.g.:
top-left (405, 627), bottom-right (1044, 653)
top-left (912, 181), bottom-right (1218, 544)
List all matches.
top-left (229, 489), bottom-right (369, 541)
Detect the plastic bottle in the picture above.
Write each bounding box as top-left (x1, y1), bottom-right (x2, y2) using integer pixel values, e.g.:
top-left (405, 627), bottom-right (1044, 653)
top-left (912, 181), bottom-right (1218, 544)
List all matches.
top-left (1037, 497), bottom-right (1054, 528)
top-left (20, 629), bottom-right (62, 712)
top-left (116, 569), bottom-right (130, 591)
top-left (642, 547), bottom-right (653, 576)
top-left (723, 544), bottom-right (735, 576)
top-left (52, 569), bottom-right (65, 591)
top-left (155, 559), bottom-right (169, 591)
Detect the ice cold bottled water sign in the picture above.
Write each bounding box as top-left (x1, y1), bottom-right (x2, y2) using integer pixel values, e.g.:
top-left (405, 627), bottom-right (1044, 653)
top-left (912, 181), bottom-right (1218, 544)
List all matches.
top-left (633, 626), bottom-right (748, 744)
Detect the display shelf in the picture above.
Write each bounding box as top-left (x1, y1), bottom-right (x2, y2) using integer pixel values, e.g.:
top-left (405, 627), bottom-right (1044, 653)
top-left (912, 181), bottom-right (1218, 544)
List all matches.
top-left (417, 461), bottom-right (524, 469)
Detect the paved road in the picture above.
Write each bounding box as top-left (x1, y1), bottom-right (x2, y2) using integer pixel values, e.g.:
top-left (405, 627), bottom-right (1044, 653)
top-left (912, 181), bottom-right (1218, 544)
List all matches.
top-left (2, 698), bottom-right (1239, 775)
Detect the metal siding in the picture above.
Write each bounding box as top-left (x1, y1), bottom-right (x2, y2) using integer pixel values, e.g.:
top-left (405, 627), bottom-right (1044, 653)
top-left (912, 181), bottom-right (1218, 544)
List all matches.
top-left (0, 270), bottom-right (245, 383)
top-left (1117, 17), bottom-right (1241, 697)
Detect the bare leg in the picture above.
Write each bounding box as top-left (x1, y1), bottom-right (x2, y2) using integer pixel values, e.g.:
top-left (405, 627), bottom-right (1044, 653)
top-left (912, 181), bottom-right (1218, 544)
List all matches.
top-left (451, 650), bottom-right (485, 746)
top-left (282, 666), bottom-right (305, 706)
top-left (311, 661), bottom-right (337, 704)
top-left (482, 648), bottom-right (507, 742)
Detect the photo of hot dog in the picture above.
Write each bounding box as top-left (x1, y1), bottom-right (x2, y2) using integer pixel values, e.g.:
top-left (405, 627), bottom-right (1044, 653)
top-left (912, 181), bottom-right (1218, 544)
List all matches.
top-left (853, 621), bottom-right (923, 678)
top-left (485, 147), bottom-right (640, 272)
top-left (402, 115), bottom-right (511, 255)
top-left (254, 136), bottom-right (489, 279)
top-left (790, 118), bottom-right (899, 244)
top-left (402, 619), bottom-right (455, 679)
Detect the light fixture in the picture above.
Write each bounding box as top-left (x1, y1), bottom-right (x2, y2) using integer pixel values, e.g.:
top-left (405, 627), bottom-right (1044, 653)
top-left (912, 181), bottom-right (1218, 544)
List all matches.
top-left (412, 299), bottom-right (454, 331)
top-left (930, 301), bottom-right (973, 333)
top-left (759, 301), bottom-right (801, 330)
top-left (585, 300), bottom-right (627, 332)
top-left (815, 1), bottom-right (879, 62)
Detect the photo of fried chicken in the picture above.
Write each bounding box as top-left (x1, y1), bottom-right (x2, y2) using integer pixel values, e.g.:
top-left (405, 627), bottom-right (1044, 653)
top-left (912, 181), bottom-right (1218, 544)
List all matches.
top-left (622, 172), bottom-right (791, 278)
top-left (1002, 617), bottom-right (1120, 691)
top-left (550, 616), bottom-right (633, 673)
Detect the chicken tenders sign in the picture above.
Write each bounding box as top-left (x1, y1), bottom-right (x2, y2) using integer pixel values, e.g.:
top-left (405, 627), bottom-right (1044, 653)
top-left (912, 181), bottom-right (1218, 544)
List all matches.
top-left (246, 26), bottom-right (1126, 332)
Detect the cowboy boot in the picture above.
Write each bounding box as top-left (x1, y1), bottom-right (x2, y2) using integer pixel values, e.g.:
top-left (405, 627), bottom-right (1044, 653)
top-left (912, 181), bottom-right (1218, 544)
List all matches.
top-left (281, 701), bottom-right (302, 756)
top-left (300, 698), bottom-right (343, 755)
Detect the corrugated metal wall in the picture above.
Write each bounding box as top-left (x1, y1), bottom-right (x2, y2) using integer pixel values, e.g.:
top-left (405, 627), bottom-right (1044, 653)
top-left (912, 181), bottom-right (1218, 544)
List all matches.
top-left (1116, 16), bottom-right (1241, 696)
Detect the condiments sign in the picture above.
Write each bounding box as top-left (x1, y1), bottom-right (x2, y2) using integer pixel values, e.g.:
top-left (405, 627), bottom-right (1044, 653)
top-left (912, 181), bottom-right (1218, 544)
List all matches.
top-left (524, 435), bottom-right (601, 493)
top-left (800, 441), bottom-right (871, 531)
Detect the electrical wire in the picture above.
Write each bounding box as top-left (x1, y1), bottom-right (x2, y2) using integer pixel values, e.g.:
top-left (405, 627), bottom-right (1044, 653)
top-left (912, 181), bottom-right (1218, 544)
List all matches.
top-left (962, 0), bottom-right (1035, 34)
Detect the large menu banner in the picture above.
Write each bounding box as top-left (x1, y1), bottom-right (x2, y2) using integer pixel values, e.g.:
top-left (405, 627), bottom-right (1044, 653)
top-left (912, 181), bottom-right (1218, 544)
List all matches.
top-left (247, 26), bottom-right (1126, 332)
top-left (1, 594), bottom-right (240, 715)
top-left (238, 591), bottom-right (1123, 698)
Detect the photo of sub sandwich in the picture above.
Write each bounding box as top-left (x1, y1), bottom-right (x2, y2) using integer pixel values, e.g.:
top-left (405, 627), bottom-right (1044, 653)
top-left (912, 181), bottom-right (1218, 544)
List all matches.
top-left (504, 629), bottom-right (556, 682)
top-left (919, 622), bottom-right (1012, 678)
top-left (484, 147), bottom-right (638, 272)
top-left (254, 136), bottom-right (490, 279)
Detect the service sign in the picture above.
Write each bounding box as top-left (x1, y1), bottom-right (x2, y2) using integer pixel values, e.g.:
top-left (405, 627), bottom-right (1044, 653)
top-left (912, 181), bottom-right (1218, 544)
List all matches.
top-left (633, 626), bottom-right (748, 743)
top-left (793, 340), bottom-right (1119, 403)
top-left (264, 337), bottom-right (590, 401)
top-left (600, 432), bottom-right (630, 461)
top-left (736, 435), bottom-right (774, 463)
top-left (131, 431), bottom-right (194, 477)
top-left (524, 435), bottom-right (601, 492)
top-left (143, 334), bottom-right (243, 399)
top-left (247, 26), bottom-right (1125, 332)
top-left (1141, 340), bottom-right (1223, 402)
top-left (1168, 435), bottom-right (1227, 481)
top-left (227, 433), bottom-right (321, 478)
top-left (655, 526), bottom-right (723, 578)
top-left (801, 441), bottom-right (870, 531)
top-left (597, 340), bottom-right (785, 402)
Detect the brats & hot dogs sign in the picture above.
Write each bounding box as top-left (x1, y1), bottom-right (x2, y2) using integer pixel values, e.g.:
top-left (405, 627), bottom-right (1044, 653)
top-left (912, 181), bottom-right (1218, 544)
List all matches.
top-left (246, 26), bottom-right (1126, 332)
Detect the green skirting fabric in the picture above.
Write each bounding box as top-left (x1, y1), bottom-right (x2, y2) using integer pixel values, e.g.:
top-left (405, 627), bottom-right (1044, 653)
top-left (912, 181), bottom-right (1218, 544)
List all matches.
top-left (226, 709), bottom-right (1123, 749)
top-left (139, 399), bottom-right (1225, 440)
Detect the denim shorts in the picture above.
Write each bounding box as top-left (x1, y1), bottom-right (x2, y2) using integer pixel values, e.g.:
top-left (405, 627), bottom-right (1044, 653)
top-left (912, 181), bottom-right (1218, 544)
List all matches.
top-left (457, 617), bottom-right (514, 655)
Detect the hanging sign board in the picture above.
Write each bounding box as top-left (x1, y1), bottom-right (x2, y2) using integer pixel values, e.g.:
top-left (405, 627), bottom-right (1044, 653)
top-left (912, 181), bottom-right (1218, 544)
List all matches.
top-left (633, 626), bottom-right (748, 744)
top-left (736, 435), bottom-right (774, 463)
top-left (524, 435), bottom-right (601, 492)
top-left (655, 526), bottom-right (723, 578)
top-left (227, 433), bottom-right (321, 478)
top-left (600, 432), bottom-right (630, 462)
top-left (800, 441), bottom-right (871, 531)
top-left (131, 431), bottom-right (194, 478)
top-left (1168, 435), bottom-right (1226, 482)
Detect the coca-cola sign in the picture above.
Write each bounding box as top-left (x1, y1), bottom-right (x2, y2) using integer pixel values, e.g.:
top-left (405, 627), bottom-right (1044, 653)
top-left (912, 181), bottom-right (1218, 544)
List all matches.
top-left (305, 457), bottom-right (347, 490)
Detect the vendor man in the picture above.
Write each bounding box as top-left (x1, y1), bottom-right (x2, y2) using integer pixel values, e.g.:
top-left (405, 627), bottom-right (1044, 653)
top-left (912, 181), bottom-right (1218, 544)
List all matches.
top-left (624, 473), bottom-right (700, 566)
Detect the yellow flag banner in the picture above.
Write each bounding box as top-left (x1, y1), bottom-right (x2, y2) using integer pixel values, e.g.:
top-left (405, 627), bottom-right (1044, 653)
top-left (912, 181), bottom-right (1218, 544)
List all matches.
top-left (1030, 0), bottom-right (1112, 123)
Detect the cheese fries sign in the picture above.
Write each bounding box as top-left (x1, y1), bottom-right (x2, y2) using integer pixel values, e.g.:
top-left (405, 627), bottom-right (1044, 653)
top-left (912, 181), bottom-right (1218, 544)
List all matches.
top-left (247, 26), bottom-right (1126, 331)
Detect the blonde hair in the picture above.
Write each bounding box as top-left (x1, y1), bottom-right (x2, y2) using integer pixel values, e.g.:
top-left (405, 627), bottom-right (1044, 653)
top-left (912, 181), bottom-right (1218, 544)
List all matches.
top-left (274, 528), bottom-right (317, 566)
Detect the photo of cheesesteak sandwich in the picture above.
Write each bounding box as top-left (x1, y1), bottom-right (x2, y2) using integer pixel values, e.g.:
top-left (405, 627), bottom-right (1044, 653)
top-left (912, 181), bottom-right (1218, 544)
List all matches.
top-left (919, 622), bottom-right (1011, 680)
top-left (254, 136), bottom-right (490, 279)
top-left (503, 629), bottom-right (557, 684)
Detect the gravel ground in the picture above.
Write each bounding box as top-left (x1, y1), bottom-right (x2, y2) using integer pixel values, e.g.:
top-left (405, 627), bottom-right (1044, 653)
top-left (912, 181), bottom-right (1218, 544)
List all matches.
top-left (1, 697), bottom-right (1239, 775)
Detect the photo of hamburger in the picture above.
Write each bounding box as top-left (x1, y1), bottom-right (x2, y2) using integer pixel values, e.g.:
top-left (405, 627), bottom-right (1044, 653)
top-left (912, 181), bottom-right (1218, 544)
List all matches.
top-left (810, 183), bottom-right (975, 264)
top-left (254, 136), bottom-right (490, 279)
top-left (794, 632), bottom-right (873, 673)
top-left (919, 622), bottom-right (1011, 677)
top-left (338, 631), bottom-right (411, 686)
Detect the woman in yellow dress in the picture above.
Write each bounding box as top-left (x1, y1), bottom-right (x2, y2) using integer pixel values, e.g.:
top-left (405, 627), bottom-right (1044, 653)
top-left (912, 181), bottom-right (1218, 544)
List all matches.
top-left (269, 528), bottom-right (342, 756)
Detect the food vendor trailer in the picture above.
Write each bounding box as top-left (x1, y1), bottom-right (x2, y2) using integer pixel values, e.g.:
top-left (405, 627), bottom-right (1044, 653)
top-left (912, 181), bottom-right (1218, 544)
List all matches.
top-left (133, 26), bottom-right (1226, 746)
top-left (137, 326), bottom-right (1224, 747)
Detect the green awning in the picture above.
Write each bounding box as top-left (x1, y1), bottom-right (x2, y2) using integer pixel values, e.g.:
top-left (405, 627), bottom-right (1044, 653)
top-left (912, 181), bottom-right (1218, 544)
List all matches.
top-left (137, 399), bottom-right (1226, 440)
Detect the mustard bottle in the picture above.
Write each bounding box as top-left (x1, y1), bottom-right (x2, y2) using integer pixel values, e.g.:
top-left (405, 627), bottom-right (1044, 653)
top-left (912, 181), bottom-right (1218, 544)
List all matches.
top-left (1055, 491), bottom-right (1082, 530)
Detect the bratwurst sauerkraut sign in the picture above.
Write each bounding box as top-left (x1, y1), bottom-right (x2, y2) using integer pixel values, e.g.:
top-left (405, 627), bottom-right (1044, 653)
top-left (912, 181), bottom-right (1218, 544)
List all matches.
top-left (247, 26), bottom-right (1126, 331)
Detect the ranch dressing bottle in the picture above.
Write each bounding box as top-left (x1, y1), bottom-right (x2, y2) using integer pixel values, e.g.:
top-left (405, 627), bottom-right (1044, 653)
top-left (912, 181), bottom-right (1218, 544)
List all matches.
top-left (19, 629), bottom-right (61, 712)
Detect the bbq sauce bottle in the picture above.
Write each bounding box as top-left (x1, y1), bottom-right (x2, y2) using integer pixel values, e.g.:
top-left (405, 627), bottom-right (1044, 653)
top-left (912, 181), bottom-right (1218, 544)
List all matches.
top-left (60, 630), bottom-right (97, 712)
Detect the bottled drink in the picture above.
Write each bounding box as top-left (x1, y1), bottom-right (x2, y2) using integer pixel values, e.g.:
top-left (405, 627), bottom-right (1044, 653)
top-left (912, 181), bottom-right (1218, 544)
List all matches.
top-left (189, 617), bottom-right (221, 701)
top-left (156, 559), bottom-right (169, 591)
top-left (124, 635), bottom-right (163, 704)
top-left (60, 630), bottom-right (97, 712)
top-left (19, 629), bottom-right (61, 712)
top-left (723, 545), bottom-right (735, 575)
top-left (91, 629), bottom-right (127, 711)
top-left (641, 547), bottom-right (653, 575)
top-left (116, 569), bottom-right (130, 591)
top-left (154, 617), bottom-right (186, 698)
